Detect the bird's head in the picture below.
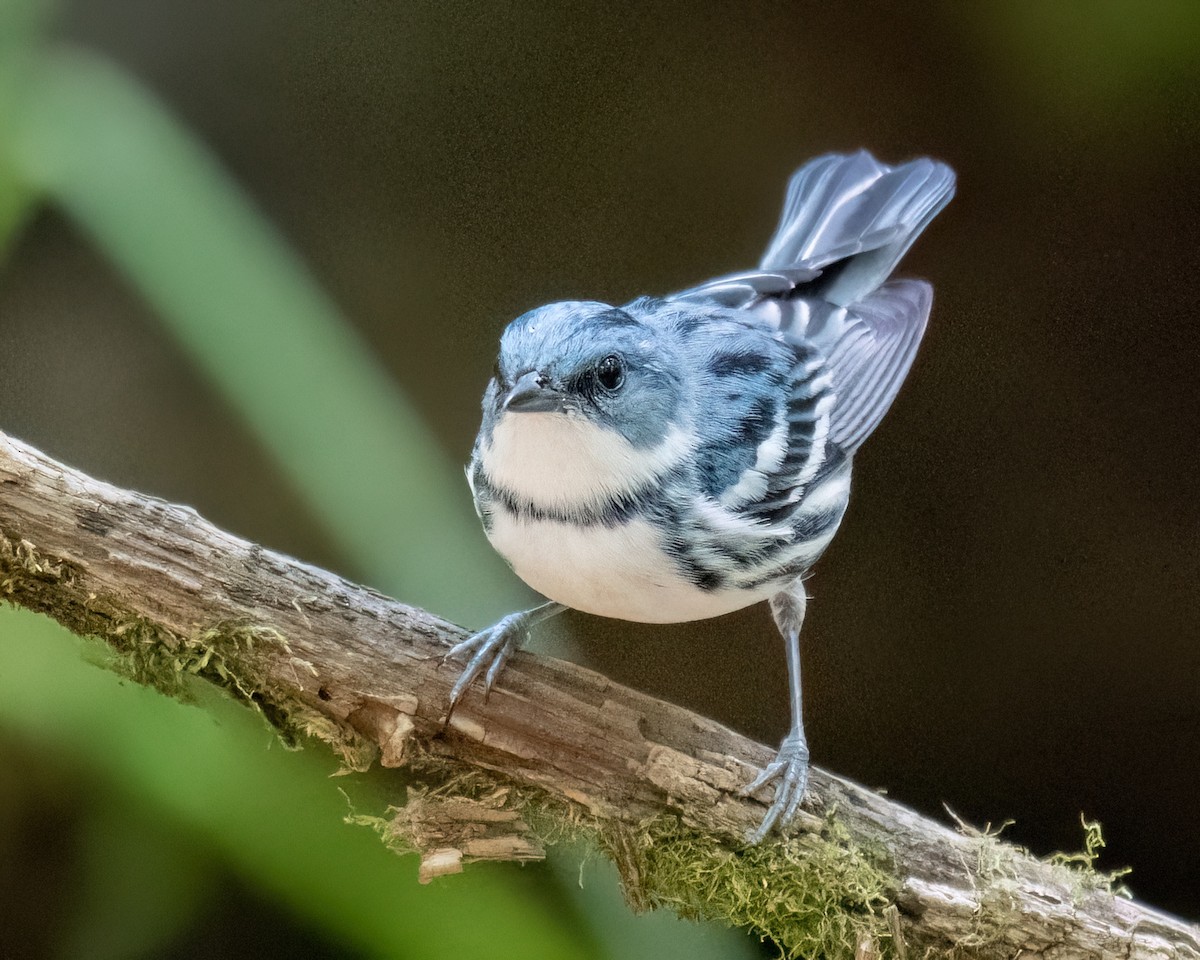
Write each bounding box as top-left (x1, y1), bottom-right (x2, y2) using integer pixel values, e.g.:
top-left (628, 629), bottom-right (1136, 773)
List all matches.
top-left (482, 300), bottom-right (682, 449)
top-left (475, 300), bottom-right (691, 511)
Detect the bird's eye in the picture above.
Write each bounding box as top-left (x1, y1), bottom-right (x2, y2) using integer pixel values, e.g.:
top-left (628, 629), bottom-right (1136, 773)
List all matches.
top-left (492, 359), bottom-right (508, 388)
top-left (596, 355), bottom-right (625, 392)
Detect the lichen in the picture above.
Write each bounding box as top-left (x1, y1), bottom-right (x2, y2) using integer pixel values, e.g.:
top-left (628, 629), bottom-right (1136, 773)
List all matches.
top-left (1046, 814), bottom-right (1132, 898)
top-left (0, 531), bottom-right (374, 771)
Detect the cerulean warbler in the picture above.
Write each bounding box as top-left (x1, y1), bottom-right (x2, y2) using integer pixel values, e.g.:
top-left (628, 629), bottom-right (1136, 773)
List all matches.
top-left (449, 151), bottom-right (955, 840)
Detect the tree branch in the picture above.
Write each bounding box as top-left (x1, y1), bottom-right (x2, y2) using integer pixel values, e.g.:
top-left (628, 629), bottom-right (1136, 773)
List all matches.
top-left (0, 427), bottom-right (1195, 959)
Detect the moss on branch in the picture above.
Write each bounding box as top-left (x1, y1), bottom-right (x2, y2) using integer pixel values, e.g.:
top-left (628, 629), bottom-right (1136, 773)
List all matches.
top-left (2, 428), bottom-right (1195, 960)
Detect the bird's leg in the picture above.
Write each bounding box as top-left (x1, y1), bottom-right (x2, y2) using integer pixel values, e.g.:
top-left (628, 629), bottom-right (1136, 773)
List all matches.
top-left (741, 579), bottom-right (810, 841)
top-left (444, 601), bottom-right (567, 709)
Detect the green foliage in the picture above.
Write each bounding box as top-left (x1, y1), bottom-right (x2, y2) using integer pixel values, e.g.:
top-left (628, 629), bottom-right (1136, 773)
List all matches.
top-left (0, 606), bottom-right (600, 960)
top-left (964, 0), bottom-right (1200, 131)
top-left (7, 43), bottom-right (513, 624)
top-left (0, 0), bottom-right (45, 252)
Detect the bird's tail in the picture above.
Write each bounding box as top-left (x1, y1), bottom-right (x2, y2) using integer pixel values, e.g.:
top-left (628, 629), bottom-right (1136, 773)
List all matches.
top-left (758, 151), bottom-right (955, 307)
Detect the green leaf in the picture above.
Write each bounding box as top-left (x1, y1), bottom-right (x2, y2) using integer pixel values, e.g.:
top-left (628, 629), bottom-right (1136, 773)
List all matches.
top-left (0, 0), bottom-right (47, 254)
top-left (9, 45), bottom-right (519, 624)
top-left (55, 795), bottom-right (216, 960)
top-left (0, 607), bottom-right (599, 960)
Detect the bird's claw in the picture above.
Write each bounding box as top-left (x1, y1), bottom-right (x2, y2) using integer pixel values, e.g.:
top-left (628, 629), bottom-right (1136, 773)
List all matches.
top-left (740, 730), bottom-right (810, 842)
top-left (443, 612), bottom-right (529, 709)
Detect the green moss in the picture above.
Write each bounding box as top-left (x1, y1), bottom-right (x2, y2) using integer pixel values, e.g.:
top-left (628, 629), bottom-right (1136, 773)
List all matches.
top-left (601, 813), bottom-right (894, 960)
top-left (934, 812), bottom-right (1134, 957)
top-left (0, 533), bottom-right (73, 590)
top-left (958, 811), bottom-right (1131, 899)
top-left (2, 532), bottom-right (1137, 957)
top-left (0, 532), bottom-right (374, 770)
top-left (345, 757), bottom-right (895, 957)
top-left (105, 617), bottom-right (376, 769)
top-left (109, 618), bottom-right (276, 706)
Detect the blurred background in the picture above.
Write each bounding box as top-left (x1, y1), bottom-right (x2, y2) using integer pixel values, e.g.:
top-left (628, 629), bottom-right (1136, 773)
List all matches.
top-left (1, 1), bottom-right (1198, 957)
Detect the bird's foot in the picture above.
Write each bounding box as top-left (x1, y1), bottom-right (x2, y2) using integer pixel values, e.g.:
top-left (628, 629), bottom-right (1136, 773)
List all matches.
top-left (740, 728), bottom-right (810, 842)
top-left (443, 609), bottom-right (535, 710)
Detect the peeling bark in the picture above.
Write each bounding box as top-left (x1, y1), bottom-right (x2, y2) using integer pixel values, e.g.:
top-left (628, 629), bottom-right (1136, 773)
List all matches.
top-left (0, 428), bottom-right (1196, 959)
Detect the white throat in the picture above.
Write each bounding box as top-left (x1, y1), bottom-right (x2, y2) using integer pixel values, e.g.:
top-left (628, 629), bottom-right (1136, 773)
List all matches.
top-left (480, 412), bottom-right (691, 515)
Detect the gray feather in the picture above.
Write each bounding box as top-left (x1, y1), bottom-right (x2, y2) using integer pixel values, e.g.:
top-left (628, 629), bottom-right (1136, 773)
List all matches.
top-left (758, 151), bottom-right (955, 306)
top-left (821, 279), bottom-right (932, 454)
top-left (671, 266), bottom-right (819, 306)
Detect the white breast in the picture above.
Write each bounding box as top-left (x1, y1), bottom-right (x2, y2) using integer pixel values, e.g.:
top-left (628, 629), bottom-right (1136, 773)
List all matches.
top-left (486, 509), bottom-right (762, 624)
top-left (479, 409), bottom-right (762, 622)
top-left (480, 411), bottom-right (693, 516)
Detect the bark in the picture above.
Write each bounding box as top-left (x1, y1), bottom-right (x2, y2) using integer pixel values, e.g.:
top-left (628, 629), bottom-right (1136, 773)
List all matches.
top-left (0, 427), bottom-right (1195, 959)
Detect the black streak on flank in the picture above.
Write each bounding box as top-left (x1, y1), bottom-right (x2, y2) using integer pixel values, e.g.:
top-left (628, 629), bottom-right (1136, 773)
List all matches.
top-left (735, 396), bottom-right (776, 446)
top-left (708, 351), bottom-right (771, 378)
top-left (75, 506), bottom-right (113, 536)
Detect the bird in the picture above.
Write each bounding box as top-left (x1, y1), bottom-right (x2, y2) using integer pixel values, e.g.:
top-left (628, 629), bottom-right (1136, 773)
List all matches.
top-left (446, 151), bottom-right (955, 841)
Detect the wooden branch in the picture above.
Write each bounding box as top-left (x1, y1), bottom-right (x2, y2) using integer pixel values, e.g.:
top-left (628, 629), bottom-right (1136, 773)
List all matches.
top-left (0, 427), bottom-right (1195, 960)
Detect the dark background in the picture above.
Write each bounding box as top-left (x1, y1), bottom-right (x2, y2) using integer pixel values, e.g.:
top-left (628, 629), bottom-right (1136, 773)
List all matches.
top-left (2, 0), bottom-right (1197, 953)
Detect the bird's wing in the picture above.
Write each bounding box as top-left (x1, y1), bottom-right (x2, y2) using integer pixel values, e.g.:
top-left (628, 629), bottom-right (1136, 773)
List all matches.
top-left (735, 341), bottom-right (837, 526)
top-left (685, 318), bottom-right (836, 523)
top-left (669, 266), bottom-right (819, 307)
top-left (818, 279), bottom-right (933, 455)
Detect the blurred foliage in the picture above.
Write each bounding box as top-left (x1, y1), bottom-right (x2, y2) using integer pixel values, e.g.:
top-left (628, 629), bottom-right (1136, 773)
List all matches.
top-left (0, 608), bottom-right (598, 959)
top-left (10, 42), bottom-right (507, 624)
top-left (968, 0), bottom-right (1199, 125)
top-left (0, 0), bottom-right (44, 249)
top-left (0, 3), bottom-right (758, 958)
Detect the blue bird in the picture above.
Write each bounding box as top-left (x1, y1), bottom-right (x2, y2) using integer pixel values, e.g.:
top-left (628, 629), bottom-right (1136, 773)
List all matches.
top-left (449, 151), bottom-right (955, 840)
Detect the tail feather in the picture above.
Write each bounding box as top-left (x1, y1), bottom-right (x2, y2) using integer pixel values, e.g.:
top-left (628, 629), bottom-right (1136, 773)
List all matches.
top-left (758, 151), bottom-right (955, 307)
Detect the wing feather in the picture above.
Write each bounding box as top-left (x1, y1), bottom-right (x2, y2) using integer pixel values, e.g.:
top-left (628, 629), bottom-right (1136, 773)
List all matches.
top-left (822, 279), bottom-right (933, 454)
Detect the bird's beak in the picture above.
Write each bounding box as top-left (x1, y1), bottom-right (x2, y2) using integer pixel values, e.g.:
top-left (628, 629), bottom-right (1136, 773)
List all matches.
top-left (504, 370), bottom-right (564, 413)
